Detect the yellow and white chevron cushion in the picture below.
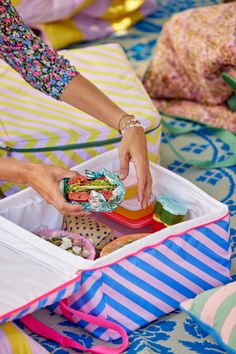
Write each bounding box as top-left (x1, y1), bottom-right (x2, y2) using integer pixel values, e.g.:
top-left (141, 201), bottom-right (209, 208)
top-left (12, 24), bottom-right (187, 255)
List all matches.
top-left (0, 43), bottom-right (161, 196)
top-left (0, 322), bottom-right (49, 354)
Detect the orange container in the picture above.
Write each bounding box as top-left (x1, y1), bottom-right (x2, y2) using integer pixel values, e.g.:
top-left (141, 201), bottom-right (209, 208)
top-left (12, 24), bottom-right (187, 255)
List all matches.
top-left (115, 195), bottom-right (156, 220)
top-left (125, 184), bottom-right (137, 200)
top-left (123, 174), bottom-right (137, 200)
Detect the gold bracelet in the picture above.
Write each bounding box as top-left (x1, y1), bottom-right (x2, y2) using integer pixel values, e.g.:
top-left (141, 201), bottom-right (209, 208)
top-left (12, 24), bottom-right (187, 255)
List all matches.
top-left (118, 114), bottom-right (135, 134)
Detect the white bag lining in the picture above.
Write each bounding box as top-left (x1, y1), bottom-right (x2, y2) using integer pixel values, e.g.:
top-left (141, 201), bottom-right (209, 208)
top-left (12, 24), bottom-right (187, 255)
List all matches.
top-left (0, 149), bottom-right (228, 319)
top-left (0, 243), bottom-right (79, 315)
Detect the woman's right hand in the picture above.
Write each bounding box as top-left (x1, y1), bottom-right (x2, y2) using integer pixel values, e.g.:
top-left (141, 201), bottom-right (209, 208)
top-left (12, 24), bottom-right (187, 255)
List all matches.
top-left (27, 163), bottom-right (90, 216)
top-left (118, 126), bottom-right (152, 209)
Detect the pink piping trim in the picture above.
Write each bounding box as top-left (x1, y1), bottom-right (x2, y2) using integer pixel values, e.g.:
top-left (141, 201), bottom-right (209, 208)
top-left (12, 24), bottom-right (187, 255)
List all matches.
top-left (0, 211), bottom-right (229, 322)
top-left (0, 273), bottom-right (82, 321)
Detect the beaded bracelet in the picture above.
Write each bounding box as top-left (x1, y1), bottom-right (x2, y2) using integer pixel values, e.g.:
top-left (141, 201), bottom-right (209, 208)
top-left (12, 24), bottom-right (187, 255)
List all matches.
top-left (120, 120), bottom-right (145, 137)
top-left (118, 114), bottom-right (135, 134)
top-left (120, 117), bottom-right (136, 131)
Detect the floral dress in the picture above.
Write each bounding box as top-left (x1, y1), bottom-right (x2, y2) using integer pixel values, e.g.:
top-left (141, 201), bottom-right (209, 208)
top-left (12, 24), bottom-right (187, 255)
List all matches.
top-left (0, 0), bottom-right (78, 100)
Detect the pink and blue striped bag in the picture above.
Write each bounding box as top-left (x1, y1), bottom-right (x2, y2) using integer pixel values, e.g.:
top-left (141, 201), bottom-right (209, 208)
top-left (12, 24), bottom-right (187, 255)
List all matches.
top-left (0, 149), bottom-right (232, 353)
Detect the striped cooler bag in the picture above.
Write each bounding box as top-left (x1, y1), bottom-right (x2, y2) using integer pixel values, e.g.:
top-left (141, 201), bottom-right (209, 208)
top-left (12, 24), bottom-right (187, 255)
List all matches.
top-left (0, 150), bottom-right (232, 353)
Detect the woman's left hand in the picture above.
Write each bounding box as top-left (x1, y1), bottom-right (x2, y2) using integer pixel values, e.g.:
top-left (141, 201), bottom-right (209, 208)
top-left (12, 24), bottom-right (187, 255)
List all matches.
top-left (26, 163), bottom-right (90, 216)
top-left (118, 127), bottom-right (152, 208)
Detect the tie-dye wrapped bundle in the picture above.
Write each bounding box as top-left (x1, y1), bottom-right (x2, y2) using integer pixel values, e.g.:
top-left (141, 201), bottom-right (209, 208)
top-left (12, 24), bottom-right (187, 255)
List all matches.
top-left (60, 169), bottom-right (125, 212)
top-left (143, 3), bottom-right (236, 132)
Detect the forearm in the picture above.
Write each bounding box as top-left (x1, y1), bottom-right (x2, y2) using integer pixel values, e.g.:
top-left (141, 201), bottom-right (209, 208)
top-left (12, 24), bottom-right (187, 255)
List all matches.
top-left (0, 158), bottom-right (32, 185)
top-left (60, 74), bottom-right (128, 130)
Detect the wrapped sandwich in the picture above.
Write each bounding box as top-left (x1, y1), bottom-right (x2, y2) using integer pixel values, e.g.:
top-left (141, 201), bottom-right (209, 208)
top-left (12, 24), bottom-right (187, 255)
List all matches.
top-left (60, 169), bottom-right (125, 212)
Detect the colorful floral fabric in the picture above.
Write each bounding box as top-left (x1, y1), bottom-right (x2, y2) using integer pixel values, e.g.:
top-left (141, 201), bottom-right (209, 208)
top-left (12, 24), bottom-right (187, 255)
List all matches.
top-left (143, 2), bottom-right (236, 132)
top-left (0, 0), bottom-right (78, 99)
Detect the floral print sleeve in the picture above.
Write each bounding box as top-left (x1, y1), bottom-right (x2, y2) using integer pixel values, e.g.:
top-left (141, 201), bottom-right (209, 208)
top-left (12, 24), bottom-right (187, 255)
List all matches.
top-left (0, 0), bottom-right (78, 100)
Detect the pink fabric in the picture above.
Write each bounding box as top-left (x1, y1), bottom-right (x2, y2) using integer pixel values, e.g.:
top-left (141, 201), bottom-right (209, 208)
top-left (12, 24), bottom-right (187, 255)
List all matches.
top-left (143, 3), bottom-right (236, 132)
top-left (157, 245), bottom-right (223, 287)
top-left (171, 237), bottom-right (230, 279)
top-left (136, 251), bottom-right (204, 294)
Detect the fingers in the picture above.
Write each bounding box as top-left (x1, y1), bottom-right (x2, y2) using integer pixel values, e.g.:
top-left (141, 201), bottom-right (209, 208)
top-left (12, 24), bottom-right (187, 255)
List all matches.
top-left (119, 150), bottom-right (130, 180)
top-left (57, 168), bottom-right (82, 181)
top-left (130, 146), bottom-right (152, 208)
top-left (141, 172), bottom-right (152, 208)
top-left (119, 129), bottom-right (152, 207)
top-left (136, 168), bottom-right (152, 208)
top-left (135, 160), bottom-right (148, 206)
top-left (47, 185), bottom-right (90, 216)
top-left (58, 201), bottom-right (90, 217)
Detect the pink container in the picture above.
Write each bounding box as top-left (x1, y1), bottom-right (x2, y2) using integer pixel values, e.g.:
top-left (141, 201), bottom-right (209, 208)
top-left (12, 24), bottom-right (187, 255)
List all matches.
top-left (35, 227), bottom-right (96, 260)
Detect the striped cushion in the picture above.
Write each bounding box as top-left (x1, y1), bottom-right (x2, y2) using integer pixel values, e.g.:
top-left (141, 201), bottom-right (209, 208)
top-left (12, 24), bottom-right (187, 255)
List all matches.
top-left (0, 43), bottom-right (161, 196)
top-left (0, 322), bottom-right (49, 354)
top-left (180, 281), bottom-right (236, 354)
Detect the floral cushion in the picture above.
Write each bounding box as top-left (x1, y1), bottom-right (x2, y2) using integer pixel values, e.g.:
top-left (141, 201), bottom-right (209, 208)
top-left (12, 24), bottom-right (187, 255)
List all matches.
top-left (142, 2), bottom-right (236, 132)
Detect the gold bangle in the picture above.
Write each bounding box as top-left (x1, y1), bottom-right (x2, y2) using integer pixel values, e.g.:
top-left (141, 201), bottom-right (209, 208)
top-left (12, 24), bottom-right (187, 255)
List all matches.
top-left (118, 114), bottom-right (135, 134)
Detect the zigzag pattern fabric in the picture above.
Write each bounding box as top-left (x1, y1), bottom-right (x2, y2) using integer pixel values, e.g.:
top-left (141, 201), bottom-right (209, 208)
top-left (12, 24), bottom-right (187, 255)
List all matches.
top-left (52, 215), bottom-right (231, 341)
top-left (0, 43), bottom-right (161, 196)
top-left (0, 322), bottom-right (50, 354)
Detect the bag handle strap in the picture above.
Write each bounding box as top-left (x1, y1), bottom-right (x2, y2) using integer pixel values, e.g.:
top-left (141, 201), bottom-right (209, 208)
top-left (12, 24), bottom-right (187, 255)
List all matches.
top-left (59, 298), bottom-right (128, 349)
top-left (21, 300), bottom-right (128, 354)
top-left (161, 115), bottom-right (236, 168)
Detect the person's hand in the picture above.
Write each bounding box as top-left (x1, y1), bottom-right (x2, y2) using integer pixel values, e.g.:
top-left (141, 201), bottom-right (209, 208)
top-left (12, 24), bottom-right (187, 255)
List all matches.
top-left (26, 163), bottom-right (89, 216)
top-left (118, 127), bottom-right (152, 208)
